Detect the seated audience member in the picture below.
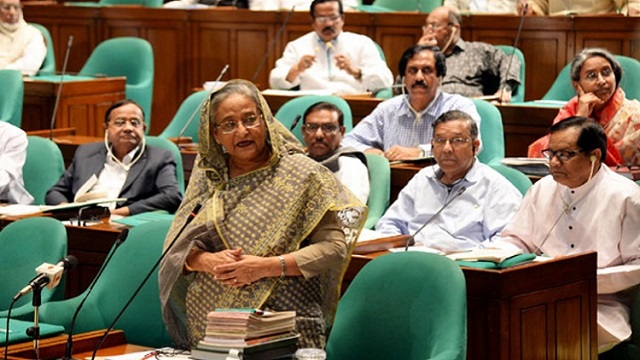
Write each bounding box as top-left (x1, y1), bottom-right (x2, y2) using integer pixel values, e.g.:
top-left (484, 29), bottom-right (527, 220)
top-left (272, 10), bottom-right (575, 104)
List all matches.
top-left (45, 99), bottom-right (183, 216)
top-left (341, 44), bottom-right (480, 162)
top-left (163, 0), bottom-right (247, 8)
top-left (0, 0), bottom-right (46, 76)
top-left (520, 0), bottom-right (640, 15)
top-left (0, 121), bottom-right (33, 204)
top-left (375, 110), bottom-right (521, 249)
top-left (495, 116), bottom-right (640, 353)
top-left (301, 101), bottom-right (369, 203)
top-left (444, 0), bottom-right (518, 14)
top-left (528, 48), bottom-right (640, 166)
top-left (249, 0), bottom-right (357, 10)
top-left (269, 0), bottom-right (393, 95)
top-left (418, 6), bottom-right (521, 103)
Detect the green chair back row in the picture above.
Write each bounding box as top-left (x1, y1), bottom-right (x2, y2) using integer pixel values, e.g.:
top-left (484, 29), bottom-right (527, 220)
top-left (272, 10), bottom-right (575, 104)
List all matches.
top-left (0, 70), bottom-right (23, 127)
top-left (30, 23), bottom-right (56, 75)
top-left (495, 45), bottom-right (526, 103)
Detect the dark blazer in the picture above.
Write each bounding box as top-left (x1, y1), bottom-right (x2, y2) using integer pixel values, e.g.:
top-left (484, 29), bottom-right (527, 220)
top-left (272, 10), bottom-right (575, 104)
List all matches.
top-left (45, 142), bottom-right (183, 214)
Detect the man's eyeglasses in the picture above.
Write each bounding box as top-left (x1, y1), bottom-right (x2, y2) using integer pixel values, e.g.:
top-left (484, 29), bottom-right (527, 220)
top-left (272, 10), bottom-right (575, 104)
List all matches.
top-left (432, 137), bottom-right (471, 148)
top-left (422, 22), bottom-right (452, 32)
top-left (0, 3), bottom-right (23, 11)
top-left (215, 114), bottom-right (262, 134)
top-left (541, 148), bottom-right (583, 161)
top-left (110, 117), bottom-right (144, 129)
top-left (302, 123), bottom-right (340, 135)
top-left (314, 15), bottom-right (342, 24)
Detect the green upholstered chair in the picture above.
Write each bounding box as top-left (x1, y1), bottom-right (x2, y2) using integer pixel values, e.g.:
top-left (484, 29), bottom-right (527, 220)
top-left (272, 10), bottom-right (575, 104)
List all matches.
top-left (0, 217), bottom-right (68, 318)
top-left (24, 136), bottom-right (65, 205)
top-left (36, 220), bottom-right (174, 348)
top-left (274, 95), bottom-right (353, 144)
top-left (159, 90), bottom-right (209, 142)
top-left (495, 45), bottom-right (526, 103)
top-left (356, 0), bottom-right (439, 13)
top-left (67, 0), bottom-right (162, 7)
top-left (488, 163), bottom-right (532, 196)
top-left (542, 55), bottom-right (640, 102)
top-left (372, 41), bottom-right (393, 99)
top-left (78, 38), bottom-right (154, 131)
top-left (0, 70), bottom-right (24, 127)
top-left (472, 98), bottom-right (505, 165)
top-left (326, 252), bottom-right (467, 360)
top-left (363, 153), bottom-right (390, 229)
top-left (145, 136), bottom-right (185, 195)
top-left (29, 23), bottom-right (56, 76)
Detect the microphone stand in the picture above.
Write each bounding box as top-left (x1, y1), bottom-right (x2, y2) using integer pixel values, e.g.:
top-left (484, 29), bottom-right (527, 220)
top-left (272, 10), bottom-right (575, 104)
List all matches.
top-left (50, 36), bottom-right (73, 141)
top-left (501, 5), bottom-right (527, 100)
top-left (90, 204), bottom-right (202, 360)
top-left (251, 6), bottom-right (295, 83)
top-left (26, 287), bottom-right (44, 360)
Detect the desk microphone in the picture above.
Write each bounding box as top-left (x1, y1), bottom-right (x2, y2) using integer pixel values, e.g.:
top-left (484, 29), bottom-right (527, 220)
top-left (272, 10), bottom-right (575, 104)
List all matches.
top-left (251, 6), bottom-right (295, 83)
top-left (50, 35), bottom-right (74, 141)
top-left (13, 255), bottom-right (78, 301)
top-left (501, 4), bottom-right (527, 99)
top-left (176, 64), bottom-right (229, 147)
top-left (289, 114), bottom-right (302, 131)
top-left (60, 229), bottom-right (129, 360)
top-left (404, 186), bottom-right (467, 251)
top-left (90, 204), bottom-right (203, 360)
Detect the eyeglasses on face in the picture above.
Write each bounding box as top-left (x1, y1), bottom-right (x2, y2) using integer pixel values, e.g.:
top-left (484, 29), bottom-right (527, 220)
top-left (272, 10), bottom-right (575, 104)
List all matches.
top-left (215, 114), bottom-right (262, 134)
top-left (302, 123), bottom-right (340, 135)
top-left (431, 137), bottom-right (471, 148)
top-left (422, 22), bottom-right (452, 32)
top-left (110, 117), bottom-right (144, 129)
top-left (314, 14), bottom-right (342, 24)
top-left (0, 3), bottom-right (22, 11)
top-left (582, 67), bottom-right (613, 83)
top-left (541, 148), bottom-right (583, 161)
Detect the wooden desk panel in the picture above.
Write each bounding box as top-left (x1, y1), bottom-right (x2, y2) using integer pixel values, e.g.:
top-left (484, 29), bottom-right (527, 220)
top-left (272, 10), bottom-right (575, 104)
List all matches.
top-left (496, 104), bottom-right (559, 157)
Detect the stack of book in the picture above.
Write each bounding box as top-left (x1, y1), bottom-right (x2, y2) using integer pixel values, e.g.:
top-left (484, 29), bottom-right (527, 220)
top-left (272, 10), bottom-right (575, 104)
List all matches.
top-left (191, 309), bottom-right (298, 360)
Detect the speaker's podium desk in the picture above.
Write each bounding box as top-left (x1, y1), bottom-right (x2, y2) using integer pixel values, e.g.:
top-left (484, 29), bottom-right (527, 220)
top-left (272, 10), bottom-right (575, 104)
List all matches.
top-left (346, 237), bottom-right (598, 360)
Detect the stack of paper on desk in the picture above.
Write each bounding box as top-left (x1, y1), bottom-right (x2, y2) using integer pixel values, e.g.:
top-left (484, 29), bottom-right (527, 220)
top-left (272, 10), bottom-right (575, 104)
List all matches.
top-left (446, 248), bottom-right (524, 263)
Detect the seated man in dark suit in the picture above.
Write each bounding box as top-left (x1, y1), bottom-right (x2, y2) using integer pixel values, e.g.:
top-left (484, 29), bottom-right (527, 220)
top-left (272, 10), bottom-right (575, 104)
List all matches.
top-left (45, 99), bottom-right (183, 216)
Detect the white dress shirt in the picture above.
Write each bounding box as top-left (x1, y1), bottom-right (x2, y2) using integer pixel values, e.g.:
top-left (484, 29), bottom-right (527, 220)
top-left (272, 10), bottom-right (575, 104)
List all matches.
top-left (0, 122), bottom-right (33, 204)
top-left (334, 155), bottom-right (369, 204)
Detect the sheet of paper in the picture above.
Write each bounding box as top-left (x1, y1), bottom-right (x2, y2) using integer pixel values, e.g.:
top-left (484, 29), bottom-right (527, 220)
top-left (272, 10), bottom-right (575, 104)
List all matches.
top-left (74, 174), bottom-right (98, 202)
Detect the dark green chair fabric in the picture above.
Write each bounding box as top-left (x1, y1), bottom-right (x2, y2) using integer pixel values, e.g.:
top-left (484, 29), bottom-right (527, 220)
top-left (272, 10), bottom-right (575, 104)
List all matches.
top-left (36, 219), bottom-right (174, 348)
top-left (326, 252), bottom-right (467, 360)
top-left (495, 45), bottom-right (525, 103)
top-left (145, 136), bottom-right (185, 195)
top-left (357, 0), bottom-right (439, 13)
top-left (274, 95), bottom-right (353, 144)
top-left (67, 0), bottom-right (162, 7)
top-left (472, 98), bottom-right (505, 165)
top-left (0, 217), bottom-right (68, 318)
top-left (30, 23), bottom-right (56, 75)
top-left (24, 136), bottom-right (65, 205)
top-left (159, 90), bottom-right (209, 142)
top-left (0, 70), bottom-right (24, 127)
top-left (488, 163), bottom-right (532, 196)
top-left (363, 153), bottom-right (390, 229)
top-left (78, 37), bottom-right (154, 131)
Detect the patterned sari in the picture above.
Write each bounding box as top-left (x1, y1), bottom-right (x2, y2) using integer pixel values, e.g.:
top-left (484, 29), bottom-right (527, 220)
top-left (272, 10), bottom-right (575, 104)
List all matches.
top-left (158, 80), bottom-right (366, 349)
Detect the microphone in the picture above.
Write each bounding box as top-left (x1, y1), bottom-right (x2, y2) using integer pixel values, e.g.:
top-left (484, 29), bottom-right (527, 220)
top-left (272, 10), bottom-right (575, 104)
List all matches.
top-left (251, 6), bottom-right (295, 83)
top-left (90, 204), bottom-right (203, 360)
top-left (289, 114), bottom-right (301, 131)
top-left (176, 64), bottom-right (229, 147)
top-left (13, 255), bottom-right (79, 301)
top-left (500, 3), bottom-right (527, 100)
top-left (60, 229), bottom-right (129, 360)
top-left (50, 36), bottom-right (73, 141)
top-left (404, 186), bottom-right (467, 251)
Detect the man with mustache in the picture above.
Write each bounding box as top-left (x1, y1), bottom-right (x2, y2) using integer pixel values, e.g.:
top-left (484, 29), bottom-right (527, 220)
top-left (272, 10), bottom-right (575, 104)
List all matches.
top-left (342, 45), bottom-right (480, 162)
top-left (45, 100), bottom-right (183, 216)
top-left (269, 0), bottom-right (393, 95)
top-left (301, 101), bottom-right (369, 203)
top-left (0, 0), bottom-right (46, 75)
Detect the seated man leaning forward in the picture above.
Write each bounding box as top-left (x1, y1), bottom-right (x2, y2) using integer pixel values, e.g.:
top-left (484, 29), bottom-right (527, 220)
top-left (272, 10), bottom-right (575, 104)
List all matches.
top-left (269, 0), bottom-right (393, 95)
top-left (45, 99), bottom-right (183, 216)
top-left (375, 110), bottom-right (522, 250)
top-left (0, 0), bottom-right (46, 75)
top-left (341, 44), bottom-right (480, 162)
top-left (301, 101), bottom-right (369, 203)
top-left (494, 116), bottom-right (640, 353)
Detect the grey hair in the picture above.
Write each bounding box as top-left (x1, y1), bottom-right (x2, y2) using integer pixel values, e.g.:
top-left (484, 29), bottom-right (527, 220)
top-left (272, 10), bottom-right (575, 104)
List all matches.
top-left (570, 48), bottom-right (622, 87)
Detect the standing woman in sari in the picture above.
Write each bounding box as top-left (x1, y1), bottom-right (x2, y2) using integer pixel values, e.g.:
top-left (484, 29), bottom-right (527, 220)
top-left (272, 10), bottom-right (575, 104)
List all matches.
top-left (159, 79), bottom-right (366, 350)
top-left (528, 48), bottom-right (640, 166)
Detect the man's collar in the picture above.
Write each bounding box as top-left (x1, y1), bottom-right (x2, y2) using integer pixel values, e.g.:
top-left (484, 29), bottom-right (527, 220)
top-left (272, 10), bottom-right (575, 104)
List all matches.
top-left (433, 158), bottom-right (480, 186)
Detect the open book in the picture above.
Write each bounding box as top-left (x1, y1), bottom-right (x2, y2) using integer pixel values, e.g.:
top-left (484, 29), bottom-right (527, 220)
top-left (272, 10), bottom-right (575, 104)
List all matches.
top-left (501, 157), bottom-right (550, 177)
top-left (446, 248), bottom-right (524, 263)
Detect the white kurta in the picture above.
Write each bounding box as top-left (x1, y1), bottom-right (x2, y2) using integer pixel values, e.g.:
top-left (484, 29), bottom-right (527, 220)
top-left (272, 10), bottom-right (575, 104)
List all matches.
top-left (498, 165), bottom-right (640, 352)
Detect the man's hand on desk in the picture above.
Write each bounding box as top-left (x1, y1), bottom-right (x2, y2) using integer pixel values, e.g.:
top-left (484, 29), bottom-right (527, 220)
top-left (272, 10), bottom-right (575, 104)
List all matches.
top-left (383, 145), bottom-right (422, 161)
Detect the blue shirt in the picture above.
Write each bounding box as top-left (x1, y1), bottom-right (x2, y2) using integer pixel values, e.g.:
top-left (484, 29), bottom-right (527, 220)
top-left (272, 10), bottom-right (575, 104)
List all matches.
top-left (375, 160), bottom-right (522, 250)
top-left (341, 92), bottom-right (481, 156)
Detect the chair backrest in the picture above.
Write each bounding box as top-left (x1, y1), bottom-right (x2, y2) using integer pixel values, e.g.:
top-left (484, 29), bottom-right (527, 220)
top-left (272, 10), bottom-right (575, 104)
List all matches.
top-left (24, 136), bottom-right (65, 205)
top-left (326, 252), bottom-right (467, 360)
top-left (371, 41), bottom-right (393, 99)
top-left (358, 0), bottom-right (439, 12)
top-left (274, 95), bottom-right (353, 144)
top-left (79, 37), bottom-right (155, 131)
top-left (0, 217), bottom-right (68, 312)
top-left (145, 136), bottom-right (185, 194)
top-left (30, 23), bottom-right (56, 75)
top-left (159, 90), bottom-right (209, 142)
top-left (100, 0), bottom-right (163, 6)
top-left (38, 220), bottom-right (174, 348)
top-left (542, 55), bottom-right (640, 101)
top-left (363, 153), bottom-right (390, 229)
top-left (0, 70), bottom-right (24, 127)
top-left (488, 163), bottom-right (532, 196)
top-left (472, 98), bottom-right (505, 165)
top-left (494, 45), bottom-right (525, 103)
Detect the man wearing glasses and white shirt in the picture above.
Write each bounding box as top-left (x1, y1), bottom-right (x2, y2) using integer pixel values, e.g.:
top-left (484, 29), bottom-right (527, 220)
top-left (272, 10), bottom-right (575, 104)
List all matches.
top-left (269, 0), bottom-right (393, 95)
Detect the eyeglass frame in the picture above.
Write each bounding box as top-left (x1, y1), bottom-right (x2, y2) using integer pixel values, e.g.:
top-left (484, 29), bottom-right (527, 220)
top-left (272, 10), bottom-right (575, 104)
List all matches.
top-left (214, 114), bottom-right (263, 134)
top-left (431, 137), bottom-right (472, 148)
top-left (422, 22), bottom-right (453, 32)
top-left (0, 3), bottom-right (23, 11)
top-left (314, 14), bottom-right (343, 24)
top-left (301, 123), bottom-right (341, 135)
top-left (541, 148), bottom-right (585, 162)
top-left (109, 117), bottom-right (145, 129)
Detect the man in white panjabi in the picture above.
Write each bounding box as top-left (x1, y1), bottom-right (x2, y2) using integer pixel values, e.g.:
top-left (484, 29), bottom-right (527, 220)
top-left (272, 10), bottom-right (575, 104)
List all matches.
top-left (0, 0), bottom-right (46, 75)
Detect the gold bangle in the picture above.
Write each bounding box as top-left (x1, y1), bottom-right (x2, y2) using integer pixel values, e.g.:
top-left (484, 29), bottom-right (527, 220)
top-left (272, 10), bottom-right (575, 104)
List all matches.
top-left (277, 255), bottom-right (287, 278)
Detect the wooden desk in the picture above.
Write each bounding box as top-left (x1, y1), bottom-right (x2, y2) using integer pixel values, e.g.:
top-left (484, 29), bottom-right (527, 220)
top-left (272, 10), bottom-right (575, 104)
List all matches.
top-left (23, 76), bottom-right (126, 137)
top-left (496, 103), bottom-right (560, 157)
top-left (347, 237), bottom-right (598, 360)
top-left (389, 162), bottom-right (430, 203)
